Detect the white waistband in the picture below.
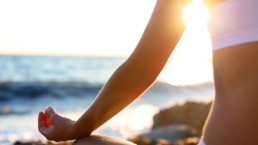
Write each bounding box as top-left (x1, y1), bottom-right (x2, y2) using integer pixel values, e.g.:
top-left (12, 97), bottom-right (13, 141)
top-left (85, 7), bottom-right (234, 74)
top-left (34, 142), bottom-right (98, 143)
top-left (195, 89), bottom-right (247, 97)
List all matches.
top-left (208, 0), bottom-right (258, 51)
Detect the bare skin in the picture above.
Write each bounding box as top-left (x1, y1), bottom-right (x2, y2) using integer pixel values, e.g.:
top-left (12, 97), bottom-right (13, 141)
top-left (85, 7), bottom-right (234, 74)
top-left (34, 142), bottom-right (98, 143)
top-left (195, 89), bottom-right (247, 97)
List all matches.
top-left (203, 42), bottom-right (258, 145)
top-left (38, 0), bottom-right (188, 143)
top-left (37, 0), bottom-right (258, 145)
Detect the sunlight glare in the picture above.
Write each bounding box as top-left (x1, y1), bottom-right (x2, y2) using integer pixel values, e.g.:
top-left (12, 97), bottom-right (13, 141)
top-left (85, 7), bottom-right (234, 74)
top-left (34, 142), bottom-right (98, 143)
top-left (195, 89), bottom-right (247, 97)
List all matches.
top-left (183, 0), bottom-right (209, 25)
top-left (160, 0), bottom-right (212, 86)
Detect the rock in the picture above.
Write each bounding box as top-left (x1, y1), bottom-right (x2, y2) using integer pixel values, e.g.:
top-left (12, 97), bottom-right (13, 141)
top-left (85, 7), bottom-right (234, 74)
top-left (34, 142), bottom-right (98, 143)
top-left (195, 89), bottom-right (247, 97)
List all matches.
top-left (13, 141), bottom-right (73, 145)
top-left (175, 137), bottom-right (200, 145)
top-left (128, 136), bottom-right (175, 145)
top-left (128, 136), bottom-right (200, 145)
top-left (139, 125), bottom-right (198, 142)
top-left (152, 101), bottom-right (212, 133)
top-left (14, 141), bottom-right (45, 145)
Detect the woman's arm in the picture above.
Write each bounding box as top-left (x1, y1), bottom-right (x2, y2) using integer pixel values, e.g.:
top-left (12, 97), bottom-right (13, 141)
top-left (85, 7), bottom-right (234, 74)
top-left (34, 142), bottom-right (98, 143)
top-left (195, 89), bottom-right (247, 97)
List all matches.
top-left (38, 0), bottom-right (190, 141)
top-left (72, 0), bottom-right (188, 138)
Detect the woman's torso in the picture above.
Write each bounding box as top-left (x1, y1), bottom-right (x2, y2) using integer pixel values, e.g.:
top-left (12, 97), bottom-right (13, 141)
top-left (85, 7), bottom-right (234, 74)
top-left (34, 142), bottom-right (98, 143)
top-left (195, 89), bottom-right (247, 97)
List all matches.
top-left (203, 42), bottom-right (258, 145)
top-left (203, 0), bottom-right (258, 144)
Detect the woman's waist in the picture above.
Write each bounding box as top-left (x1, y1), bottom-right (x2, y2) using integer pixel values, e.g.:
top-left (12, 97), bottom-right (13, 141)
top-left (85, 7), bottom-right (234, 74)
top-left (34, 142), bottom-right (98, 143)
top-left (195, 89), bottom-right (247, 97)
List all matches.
top-left (203, 95), bottom-right (258, 144)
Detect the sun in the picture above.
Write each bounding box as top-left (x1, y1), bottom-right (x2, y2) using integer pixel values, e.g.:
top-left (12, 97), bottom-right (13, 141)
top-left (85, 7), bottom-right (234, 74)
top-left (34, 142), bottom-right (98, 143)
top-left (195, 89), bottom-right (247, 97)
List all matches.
top-left (183, 0), bottom-right (209, 26)
top-left (160, 0), bottom-right (213, 86)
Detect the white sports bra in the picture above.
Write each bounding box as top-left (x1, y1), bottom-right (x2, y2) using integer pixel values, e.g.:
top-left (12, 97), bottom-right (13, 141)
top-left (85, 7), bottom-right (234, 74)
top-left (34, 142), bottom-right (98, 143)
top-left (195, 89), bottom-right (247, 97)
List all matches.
top-left (208, 0), bottom-right (258, 51)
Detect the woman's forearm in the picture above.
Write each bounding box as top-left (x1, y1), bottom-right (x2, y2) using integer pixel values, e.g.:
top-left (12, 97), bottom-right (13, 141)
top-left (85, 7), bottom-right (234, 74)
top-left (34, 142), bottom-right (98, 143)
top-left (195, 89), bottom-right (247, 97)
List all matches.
top-left (73, 61), bottom-right (157, 138)
top-left (73, 0), bottom-right (189, 138)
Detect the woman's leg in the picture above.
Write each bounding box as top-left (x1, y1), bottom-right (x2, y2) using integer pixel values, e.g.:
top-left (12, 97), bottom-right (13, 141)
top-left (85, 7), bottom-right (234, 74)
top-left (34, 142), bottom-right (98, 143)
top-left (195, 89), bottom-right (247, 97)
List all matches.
top-left (73, 134), bottom-right (135, 145)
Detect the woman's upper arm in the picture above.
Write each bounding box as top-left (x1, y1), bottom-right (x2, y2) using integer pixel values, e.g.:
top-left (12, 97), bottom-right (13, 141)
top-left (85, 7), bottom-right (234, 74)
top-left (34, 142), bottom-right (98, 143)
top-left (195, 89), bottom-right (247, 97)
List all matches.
top-left (125, 0), bottom-right (188, 76)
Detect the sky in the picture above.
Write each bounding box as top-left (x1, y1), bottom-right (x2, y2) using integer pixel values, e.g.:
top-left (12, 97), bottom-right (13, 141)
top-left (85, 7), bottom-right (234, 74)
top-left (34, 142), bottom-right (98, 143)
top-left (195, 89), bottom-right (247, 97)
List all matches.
top-left (0, 0), bottom-right (210, 57)
top-left (0, 0), bottom-right (212, 85)
top-left (0, 0), bottom-right (158, 56)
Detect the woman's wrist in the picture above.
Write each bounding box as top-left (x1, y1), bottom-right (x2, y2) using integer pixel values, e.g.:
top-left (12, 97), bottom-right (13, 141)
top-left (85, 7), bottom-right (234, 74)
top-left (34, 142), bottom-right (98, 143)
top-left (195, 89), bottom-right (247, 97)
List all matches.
top-left (71, 119), bottom-right (93, 139)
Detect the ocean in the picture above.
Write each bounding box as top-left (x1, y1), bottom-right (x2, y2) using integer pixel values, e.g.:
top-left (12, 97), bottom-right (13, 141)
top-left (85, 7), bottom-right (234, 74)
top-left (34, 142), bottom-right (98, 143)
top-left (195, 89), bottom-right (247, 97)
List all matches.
top-left (0, 55), bottom-right (214, 145)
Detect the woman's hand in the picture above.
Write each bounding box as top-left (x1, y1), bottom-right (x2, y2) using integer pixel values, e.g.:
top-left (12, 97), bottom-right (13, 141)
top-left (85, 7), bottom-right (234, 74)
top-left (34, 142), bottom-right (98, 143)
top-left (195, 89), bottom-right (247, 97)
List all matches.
top-left (38, 107), bottom-right (76, 142)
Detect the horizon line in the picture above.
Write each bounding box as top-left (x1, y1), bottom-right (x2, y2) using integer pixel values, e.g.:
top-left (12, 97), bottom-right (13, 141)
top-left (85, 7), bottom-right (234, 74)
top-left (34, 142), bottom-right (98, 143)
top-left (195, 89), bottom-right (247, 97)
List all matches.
top-left (0, 51), bottom-right (129, 58)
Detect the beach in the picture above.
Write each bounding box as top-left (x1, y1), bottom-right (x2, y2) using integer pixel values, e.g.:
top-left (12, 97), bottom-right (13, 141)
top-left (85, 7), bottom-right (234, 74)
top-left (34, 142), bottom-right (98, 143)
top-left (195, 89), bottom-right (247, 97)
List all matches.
top-left (7, 101), bottom-right (213, 145)
top-left (4, 101), bottom-right (212, 145)
top-left (0, 55), bottom-right (214, 145)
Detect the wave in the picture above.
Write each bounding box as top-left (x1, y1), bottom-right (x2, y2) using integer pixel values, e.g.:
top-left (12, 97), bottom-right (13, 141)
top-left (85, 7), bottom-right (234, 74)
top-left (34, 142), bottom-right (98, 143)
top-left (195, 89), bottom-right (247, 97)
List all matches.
top-left (0, 80), bottom-right (214, 102)
top-left (0, 81), bottom-right (103, 102)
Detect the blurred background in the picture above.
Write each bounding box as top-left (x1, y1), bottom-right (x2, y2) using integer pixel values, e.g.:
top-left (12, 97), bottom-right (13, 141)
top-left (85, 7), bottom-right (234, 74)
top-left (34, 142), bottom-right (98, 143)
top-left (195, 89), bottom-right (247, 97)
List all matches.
top-left (0, 0), bottom-right (214, 144)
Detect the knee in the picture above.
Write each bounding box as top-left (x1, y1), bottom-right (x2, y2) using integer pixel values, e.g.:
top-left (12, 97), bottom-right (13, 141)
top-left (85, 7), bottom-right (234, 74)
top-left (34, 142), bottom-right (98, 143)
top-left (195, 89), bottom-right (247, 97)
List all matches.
top-left (72, 135), bottom-right (110, 145)
top-left (72, 134), bottom-right (135, 145)
top-left (72, 138), bottom-right (83, 145)
top-left (72, 137), bottom-right (92, 145)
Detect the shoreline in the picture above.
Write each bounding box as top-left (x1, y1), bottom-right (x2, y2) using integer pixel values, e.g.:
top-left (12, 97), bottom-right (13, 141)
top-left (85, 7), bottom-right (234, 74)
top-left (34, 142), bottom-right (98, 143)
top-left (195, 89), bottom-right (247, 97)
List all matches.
top-left (9, 101), bottom-right (211, 145)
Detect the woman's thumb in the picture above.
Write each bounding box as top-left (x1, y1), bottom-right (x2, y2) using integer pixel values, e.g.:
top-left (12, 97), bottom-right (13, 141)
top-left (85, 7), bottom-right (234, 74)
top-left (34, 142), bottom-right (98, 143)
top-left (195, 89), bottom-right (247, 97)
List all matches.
top-left (46, 106), bottom-right (57, 120)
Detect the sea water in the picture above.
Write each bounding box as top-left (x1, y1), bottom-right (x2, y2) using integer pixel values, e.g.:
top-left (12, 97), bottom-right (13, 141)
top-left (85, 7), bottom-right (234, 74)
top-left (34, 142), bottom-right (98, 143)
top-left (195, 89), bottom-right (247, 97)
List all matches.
top-left (0, 55), bottom-right (214, 145)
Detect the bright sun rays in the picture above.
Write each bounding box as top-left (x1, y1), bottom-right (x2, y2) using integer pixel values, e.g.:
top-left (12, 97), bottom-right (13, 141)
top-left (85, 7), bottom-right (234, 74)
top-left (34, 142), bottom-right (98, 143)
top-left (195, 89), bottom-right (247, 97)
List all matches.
top-left (184, 0), bottom-right (209, 26)
top-left (181, 0), bottom-right (211, 61)
top-left (161, 0), bottom-right (213, 86)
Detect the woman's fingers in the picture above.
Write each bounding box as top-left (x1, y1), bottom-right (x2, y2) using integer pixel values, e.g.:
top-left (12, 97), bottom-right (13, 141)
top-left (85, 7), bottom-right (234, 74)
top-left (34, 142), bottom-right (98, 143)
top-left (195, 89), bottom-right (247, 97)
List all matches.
top-left (46, 106), bottom-right (61, 126)
top-left (38, 111), bottom-right (51, 137)
top-left (38, 107), bottom-right (75, 141)
top-left (38, 106), bottom-right (57, 130)
top-left (38, 111), bottom-right (46, 128)
top-left (38, 107), bottom-right (56, 140)
top-left (45, 107), bottom-right (53, 127)
top-left (46, 107), bottom-right (57, 119)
